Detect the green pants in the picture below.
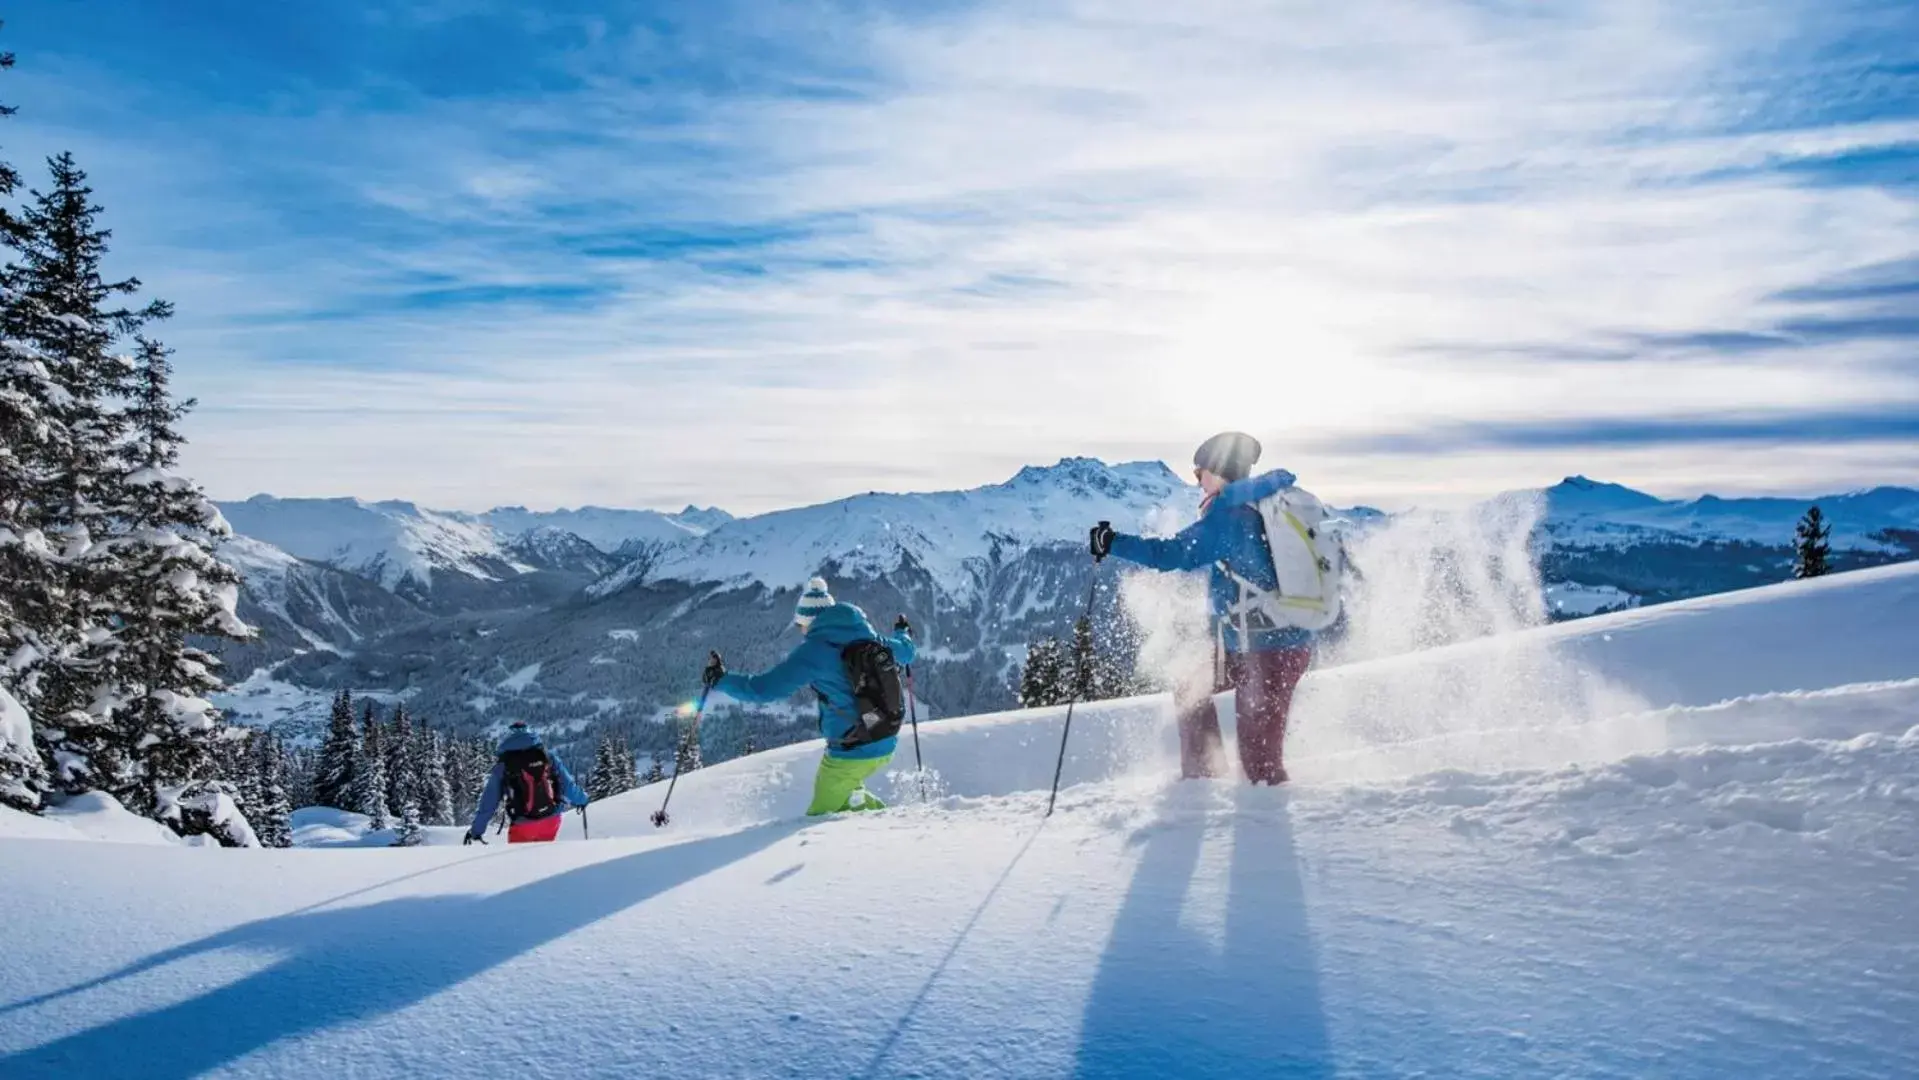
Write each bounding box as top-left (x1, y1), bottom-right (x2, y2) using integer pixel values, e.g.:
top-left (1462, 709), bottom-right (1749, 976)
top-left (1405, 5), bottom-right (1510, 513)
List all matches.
top-left (806, 753), bottom-right (892, 816)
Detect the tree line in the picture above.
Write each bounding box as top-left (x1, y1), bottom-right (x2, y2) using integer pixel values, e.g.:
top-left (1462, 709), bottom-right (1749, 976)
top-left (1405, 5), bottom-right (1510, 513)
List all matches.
top-left (0, 31), bottom-right (256, 844)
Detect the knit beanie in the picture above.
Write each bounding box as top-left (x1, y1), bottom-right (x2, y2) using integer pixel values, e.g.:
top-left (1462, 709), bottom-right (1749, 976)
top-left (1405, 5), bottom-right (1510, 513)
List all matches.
top-left (1193, 431), bottom-right (1262, 482)
top-left (794, 577), bottom-right (835, 629)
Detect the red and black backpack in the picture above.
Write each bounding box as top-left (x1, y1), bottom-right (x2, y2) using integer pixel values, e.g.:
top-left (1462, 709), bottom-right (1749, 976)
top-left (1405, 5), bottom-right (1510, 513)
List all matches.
top-left (499, 745), bottom-right (562, 821)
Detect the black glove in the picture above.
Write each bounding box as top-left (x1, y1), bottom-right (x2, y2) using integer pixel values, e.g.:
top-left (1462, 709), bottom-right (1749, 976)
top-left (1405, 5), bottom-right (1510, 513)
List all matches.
top-left (702, 650), bottom-right (725, 690)
top-left (894, 614), bottom-right (912, 636)
top-left (1089, 521), bottom-right (1116, 562)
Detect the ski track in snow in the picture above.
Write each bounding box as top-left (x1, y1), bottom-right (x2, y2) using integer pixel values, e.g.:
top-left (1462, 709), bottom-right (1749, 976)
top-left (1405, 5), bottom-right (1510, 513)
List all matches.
top-left (1, 565), bottom-right (1917, 1078)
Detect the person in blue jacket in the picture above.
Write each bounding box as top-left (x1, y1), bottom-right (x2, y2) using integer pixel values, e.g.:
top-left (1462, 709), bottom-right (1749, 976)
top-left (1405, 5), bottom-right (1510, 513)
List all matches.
top-left (463, 721), bottom-right (588, 844)
top-left (1089, 431), bottom-right (1314, 784)
top-left (702, 577), bottom-right (917, 815)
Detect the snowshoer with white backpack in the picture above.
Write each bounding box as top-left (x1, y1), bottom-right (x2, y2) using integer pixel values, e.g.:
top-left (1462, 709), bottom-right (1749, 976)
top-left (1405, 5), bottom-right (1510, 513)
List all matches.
top-left (1089, 432), bottom-right (1340, 785)
top-left (464, 721), bottom-right (589, 844)
top-left (702, 578), bottom-right (917, 816)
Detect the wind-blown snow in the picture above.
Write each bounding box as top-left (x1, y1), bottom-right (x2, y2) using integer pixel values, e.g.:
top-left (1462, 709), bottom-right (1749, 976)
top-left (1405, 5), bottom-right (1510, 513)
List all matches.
top-left (1, 564), bottom-right (1915, 1078)
top-left (613, 458), bottom-right (1200, 599)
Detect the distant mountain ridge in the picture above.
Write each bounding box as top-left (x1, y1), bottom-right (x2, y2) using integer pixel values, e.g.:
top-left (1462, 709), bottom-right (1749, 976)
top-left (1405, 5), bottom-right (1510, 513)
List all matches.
top-left (207, 464), bottom-right (1918, 768)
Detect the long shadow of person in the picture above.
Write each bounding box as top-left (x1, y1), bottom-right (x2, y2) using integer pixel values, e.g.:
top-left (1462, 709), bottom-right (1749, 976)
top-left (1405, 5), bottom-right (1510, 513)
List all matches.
top-left (1074, 785), bottom-right (1334, 1079)
top-left (0, 821), bottom-right (804, 1080)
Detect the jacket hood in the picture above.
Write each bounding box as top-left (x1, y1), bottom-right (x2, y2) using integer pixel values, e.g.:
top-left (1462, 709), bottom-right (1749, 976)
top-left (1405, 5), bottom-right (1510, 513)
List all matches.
top-left (802, 602), bottom-right (878, 647)
top-left (495, 729), bottom-right (544, 755)
top-left (1214, 468), bottom-right (1297, 509)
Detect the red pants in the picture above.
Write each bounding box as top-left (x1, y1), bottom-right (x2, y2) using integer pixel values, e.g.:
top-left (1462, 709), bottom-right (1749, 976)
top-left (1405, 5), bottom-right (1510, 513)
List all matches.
top-left (507, 814), bottom-right (563, 843)
top-left (1177, 646), bottom-right (1311, 785)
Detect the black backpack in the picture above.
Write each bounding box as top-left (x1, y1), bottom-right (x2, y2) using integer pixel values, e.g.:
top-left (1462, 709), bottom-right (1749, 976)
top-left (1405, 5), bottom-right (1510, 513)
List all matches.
top-left (499, 745), bottom-right (563, 822)
top-left (833, 638), bottom-right (906, 751)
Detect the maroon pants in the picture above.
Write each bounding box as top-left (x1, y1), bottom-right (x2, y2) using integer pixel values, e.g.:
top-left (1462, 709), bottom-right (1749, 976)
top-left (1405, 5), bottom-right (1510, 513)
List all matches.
top-left (1176, 646), bottom-right (1312, 785)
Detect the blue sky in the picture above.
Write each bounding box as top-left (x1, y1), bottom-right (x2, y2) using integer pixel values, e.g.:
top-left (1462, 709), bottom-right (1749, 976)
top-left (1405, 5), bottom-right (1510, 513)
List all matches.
top-left (6, 0), bottom-right (1918, 513)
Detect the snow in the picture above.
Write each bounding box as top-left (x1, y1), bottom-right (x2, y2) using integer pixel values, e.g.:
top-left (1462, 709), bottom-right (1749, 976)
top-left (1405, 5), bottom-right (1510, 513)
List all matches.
top-left (1539, 477), bottom-right (1919, 550)
top-left (290, 808), bottom-right (470, 849)
top-left (1544, 580), bottom-right (1639, 616)
top-left (0, 685), bottom-right (31, 758)
top-left (40, 791), bottom-right (183, 846)
top-left (618, 457), bottom-right (1200, 600)
top-left (478, 505), bottom-right (728, 551)
top-left (498, 663), bottom-right (542, 692)
top-left (217, 496), bottom-right (530, 591)
top-left (1, 564), bottom-right (1916, 1077)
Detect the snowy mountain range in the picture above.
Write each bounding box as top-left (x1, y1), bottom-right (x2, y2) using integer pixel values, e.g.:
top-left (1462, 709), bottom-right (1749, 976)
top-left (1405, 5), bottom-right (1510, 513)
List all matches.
top-left (204, 462), bottom-right (1918, 763)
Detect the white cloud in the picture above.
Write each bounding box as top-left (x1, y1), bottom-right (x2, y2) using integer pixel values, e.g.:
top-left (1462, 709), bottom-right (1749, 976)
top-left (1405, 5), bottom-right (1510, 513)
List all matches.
top-left (20, 0), bottom-right (1917, 512)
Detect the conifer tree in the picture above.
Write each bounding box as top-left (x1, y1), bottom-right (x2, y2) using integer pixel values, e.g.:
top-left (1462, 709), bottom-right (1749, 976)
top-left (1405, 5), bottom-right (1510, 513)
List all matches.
top-left (392, 800), bottom-right (425, 847)
top-left (620, 736), bottom-right (639, 793)
top-left (1018, 636), bottom-right (1066, 708)
top-left (419, 727), bottom-right (453, 826)
top-left (0, 34), bottom-right (56, 814)
top-left (673, 724), bottom-right (702, 776)
top-left (93, 335), bottom-right (251, 819)
top-left (1794, 505), bottom-right (1832, 579)
top-left (384, 702), bottom-right (415, 820)
top-left (313, 689), bottom-right (358, 810)
top-left (588, 734), bottom-right (622, 799)
top-left (445, 733), bottom-right (486, 824)
top-left (251, 729), bottom-right (293, 847)
top-left (351, 703), bottom-right (390, 831)
top-left (16, 153), bottom-right (163, 803)
top-left (641, 755), bottom-right (665, 786)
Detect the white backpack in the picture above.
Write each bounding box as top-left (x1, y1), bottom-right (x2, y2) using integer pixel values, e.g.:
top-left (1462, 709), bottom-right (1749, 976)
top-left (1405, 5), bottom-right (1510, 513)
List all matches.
top-left (1220, 485), bottom-right (1346, 633)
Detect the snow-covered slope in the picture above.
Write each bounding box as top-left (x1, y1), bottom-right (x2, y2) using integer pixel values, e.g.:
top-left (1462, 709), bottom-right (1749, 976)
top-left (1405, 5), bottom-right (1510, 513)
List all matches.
top-left (478, 505), bottom-right (729, 552)
top-left (1539, 475), bottom-right (1919, 549)
top-left (219, 496), bottom-right (530, 592)
top-left (3, 564), bottom-right (1916, 1079)
top-left (603, 457), bottom-right (1201, 599)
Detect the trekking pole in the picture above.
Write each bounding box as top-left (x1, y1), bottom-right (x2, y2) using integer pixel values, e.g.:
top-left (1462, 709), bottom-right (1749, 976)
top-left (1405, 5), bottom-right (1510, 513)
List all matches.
top-left (906, 666), bottom-right (927, 802)
top-left (1045, 556), bottom-right (1105, 818)
top-left (651, 687), bottom-right (711, 828)
top-left (579, 804), bottom-right (591, 840)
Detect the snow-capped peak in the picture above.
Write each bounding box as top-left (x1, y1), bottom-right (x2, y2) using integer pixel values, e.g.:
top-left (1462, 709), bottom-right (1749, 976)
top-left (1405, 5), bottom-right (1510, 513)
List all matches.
top-left (1541, 476), bottom-right (1664, 517)
top-left (217, 496), bottom-right (527, 592)
top-left (607, 458), bottom-right (1199, 600)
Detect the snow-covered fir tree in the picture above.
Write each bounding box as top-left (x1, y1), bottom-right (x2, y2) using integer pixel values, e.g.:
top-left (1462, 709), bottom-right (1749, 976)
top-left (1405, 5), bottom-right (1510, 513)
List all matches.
top-left (674, 722), bottom-right (703, 775)
top-left (1018, 636), bottom-right (1066, 707)
top-left (418, 727), bottom-right (454, 826)
top-left (641, 755), bottom-right (665, 786)
top-left (281, 741), bottom-right (317, 812)
top-left (0, 44), bottom-right (56, 814)
top-left (589, 734), bottom-right (624, 799)
top-left (13, 152), bottom-right (163, 804)
top-left (1795, 505), bottom-right (1832, 579)
top-left (392, 799), bottom-right (425, 847)
top-left (313, 688), bottom-right (358, 810)
top-left (92, 335), bottom-right (251, 825)
top-left (249, 729), bottom-right (293, 848)
top-left (384, 702), bottom-right (415, 821)
top-left (351, 703), bottom-right (390, 831)
top-left (444, 733), bottom-right (487, 824)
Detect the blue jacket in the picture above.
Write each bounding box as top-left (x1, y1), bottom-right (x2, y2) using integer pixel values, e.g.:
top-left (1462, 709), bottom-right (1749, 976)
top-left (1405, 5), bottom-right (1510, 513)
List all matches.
top-left (468, 729), bottom-right (588, 836)
top-left (1107, 469), bottom-right (1314, 654)
top-left (715, 602), bottom-right (918, 760)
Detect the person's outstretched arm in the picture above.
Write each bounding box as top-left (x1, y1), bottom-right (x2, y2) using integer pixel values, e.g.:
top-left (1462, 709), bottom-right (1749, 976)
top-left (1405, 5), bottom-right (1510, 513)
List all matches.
top-left (551, 755), bottom-right (589, 807)
top-left (1109, 514), bottom-right (1228, 572)
top-left (716, 646), bottom-right (815, 703)
top-left (468, 762), bottom-right (504, 837)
